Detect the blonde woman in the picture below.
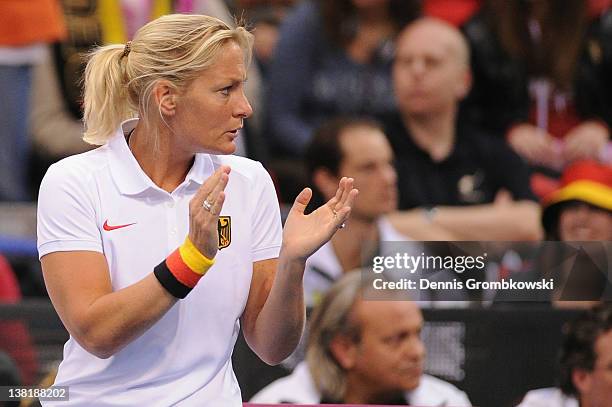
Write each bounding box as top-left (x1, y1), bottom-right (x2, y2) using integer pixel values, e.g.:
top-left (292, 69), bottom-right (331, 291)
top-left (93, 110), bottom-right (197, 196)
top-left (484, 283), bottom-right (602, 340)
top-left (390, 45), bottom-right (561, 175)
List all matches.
top-left (37, 14), bottom-right (357, 405)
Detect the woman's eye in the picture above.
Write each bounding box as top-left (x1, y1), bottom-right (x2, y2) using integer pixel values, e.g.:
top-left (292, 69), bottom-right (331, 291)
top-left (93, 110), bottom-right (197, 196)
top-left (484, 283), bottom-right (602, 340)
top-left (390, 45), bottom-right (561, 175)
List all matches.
top-left (220, 87), bottom-right (230, 96)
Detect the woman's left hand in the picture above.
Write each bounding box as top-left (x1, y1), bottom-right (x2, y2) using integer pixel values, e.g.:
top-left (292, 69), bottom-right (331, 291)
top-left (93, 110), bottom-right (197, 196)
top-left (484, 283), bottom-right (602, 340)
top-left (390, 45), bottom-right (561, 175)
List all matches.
top-left (281, 177), bottom-right (358, 262)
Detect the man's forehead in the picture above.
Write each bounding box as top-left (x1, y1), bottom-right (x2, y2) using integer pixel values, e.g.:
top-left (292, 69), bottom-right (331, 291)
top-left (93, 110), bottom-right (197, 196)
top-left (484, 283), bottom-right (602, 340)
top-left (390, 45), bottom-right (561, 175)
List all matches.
top-left (397, 31), bottom-right (456, 57)
top-left (594, 329), bottom-right (612, 360)
top-left (396, 20), bottom-right (468, 62)
top-left (339, 127), bottom-right (387, 154)
top-left (355, 300), bottom-right (422, 328)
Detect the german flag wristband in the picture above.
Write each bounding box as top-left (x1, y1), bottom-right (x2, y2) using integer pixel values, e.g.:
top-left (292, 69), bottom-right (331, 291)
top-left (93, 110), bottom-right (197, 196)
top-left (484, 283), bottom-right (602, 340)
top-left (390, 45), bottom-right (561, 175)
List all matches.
top-left (154, 237), bottom-right (215, 299)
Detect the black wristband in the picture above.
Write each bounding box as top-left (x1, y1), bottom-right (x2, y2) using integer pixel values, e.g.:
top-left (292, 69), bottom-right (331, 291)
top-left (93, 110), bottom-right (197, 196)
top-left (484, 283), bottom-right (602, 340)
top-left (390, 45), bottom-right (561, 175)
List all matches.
top-left (153, 260), bottom-right (192, 299)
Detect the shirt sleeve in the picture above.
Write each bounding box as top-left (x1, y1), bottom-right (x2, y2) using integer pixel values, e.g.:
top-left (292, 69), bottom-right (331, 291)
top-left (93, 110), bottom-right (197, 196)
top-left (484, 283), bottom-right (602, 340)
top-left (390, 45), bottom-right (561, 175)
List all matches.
top-left (37, 161), bottom-right (102, 259)
top-left (250, 163), bottom-right (282, 262)
top-left (487, 137), bottom-right (538, 202)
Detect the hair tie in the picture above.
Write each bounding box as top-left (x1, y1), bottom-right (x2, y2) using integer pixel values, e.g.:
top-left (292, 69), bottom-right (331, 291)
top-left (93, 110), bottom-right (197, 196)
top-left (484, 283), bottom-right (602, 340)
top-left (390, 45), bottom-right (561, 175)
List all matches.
top-left (122, 41), bottom-right (132, 58)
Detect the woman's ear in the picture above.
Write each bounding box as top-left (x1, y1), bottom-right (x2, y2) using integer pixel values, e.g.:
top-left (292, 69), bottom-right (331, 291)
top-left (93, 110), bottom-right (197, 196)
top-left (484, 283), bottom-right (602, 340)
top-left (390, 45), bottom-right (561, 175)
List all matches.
top-left (153, 80), bottom-right (178, 116)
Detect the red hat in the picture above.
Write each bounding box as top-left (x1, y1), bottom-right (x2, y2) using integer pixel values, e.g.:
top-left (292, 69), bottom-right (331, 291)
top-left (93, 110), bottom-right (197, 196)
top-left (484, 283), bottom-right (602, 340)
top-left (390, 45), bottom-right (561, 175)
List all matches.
top-left (542, 160), bottom-right (612, 232)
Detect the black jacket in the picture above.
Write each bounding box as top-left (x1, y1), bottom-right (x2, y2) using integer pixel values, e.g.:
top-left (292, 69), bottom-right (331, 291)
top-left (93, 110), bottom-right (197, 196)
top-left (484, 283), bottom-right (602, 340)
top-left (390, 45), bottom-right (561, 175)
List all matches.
top-left (461, 10), bottom-right (612, 136)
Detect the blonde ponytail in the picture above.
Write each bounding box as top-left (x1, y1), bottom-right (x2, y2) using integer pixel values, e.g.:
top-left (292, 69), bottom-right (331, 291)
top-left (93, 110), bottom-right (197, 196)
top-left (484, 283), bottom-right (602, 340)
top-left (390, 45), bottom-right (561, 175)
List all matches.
top-left (82, 44), bottom-right (136, 145)
top-left (81, 14), bottom-right (253, 146)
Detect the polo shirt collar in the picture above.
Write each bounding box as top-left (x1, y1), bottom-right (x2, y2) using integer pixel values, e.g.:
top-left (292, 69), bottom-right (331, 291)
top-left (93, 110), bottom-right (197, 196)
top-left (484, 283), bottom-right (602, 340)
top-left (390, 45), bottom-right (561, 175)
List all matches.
top-left (185, 150), bottom-right (211, 186)
top-left (107, 119), bottom-right (213, 195)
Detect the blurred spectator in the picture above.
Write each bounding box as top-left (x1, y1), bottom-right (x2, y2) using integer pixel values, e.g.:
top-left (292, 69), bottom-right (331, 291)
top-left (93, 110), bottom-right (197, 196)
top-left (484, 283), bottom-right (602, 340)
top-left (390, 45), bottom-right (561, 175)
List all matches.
top-left (541, 160), bottom-right (611, 307)
top-left (20, 366), bottom-right (59, 407)
top-left (228, 0), bottom-right (296, 19)
top-left (0, 351), bottom-right (20, 383)
top-left (591, 0), bottom-right (612, 14)
top-left (29, 0), bottom-right (159, 193)
top-left (518, 303), bottom-right (612, 407)
top-left (463, 0), bottom-right (612, 193)
top-left (279, 117), bottom-right (413, 368)
top-left (226, 0), bottom-right (295, 76)
top-left (97, 0), bottom-right (171, 43)
top-left (0, 255), bottom-right (22, 300)
top-left (0, 0), bottom-right (66, 201)
top-left (302, 117), bottom-right (408, 308)
top-left (28, 45), bottom-right (91, 196)
top-left (494, 161), bottom-right (611, 307)
top-left (251, 273), bottom-right (471, 405)
top-left (267, 0), bottom-right (421, 156)
top-left (423, 0), bottom-right (482, 27)
top-left (249, 11), bottom-right (282, 78)
top-left (384, 18), bottom-right (542, 241)
top-left (0, 255), bottom-right (38, 385)
top-left (541, 160), bottom-right (612, 241)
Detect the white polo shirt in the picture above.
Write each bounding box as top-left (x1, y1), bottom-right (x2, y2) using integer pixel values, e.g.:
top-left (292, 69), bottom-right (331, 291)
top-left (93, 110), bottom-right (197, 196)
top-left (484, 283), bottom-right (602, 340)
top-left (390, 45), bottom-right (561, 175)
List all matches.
top-left (37, 119), bottom-right (282, 406)
top-left (250, 361), bottom-right (472, 406)
top-left (303, 218), bottom-right (410, 308)
top-left (517, 388), bottom-right (578, 407)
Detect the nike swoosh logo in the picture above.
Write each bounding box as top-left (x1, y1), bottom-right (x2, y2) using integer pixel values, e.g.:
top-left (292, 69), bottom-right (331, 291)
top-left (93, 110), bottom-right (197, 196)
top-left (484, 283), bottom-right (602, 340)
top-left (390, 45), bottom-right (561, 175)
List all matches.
top-left (103, 220), bottom-right (136, 231)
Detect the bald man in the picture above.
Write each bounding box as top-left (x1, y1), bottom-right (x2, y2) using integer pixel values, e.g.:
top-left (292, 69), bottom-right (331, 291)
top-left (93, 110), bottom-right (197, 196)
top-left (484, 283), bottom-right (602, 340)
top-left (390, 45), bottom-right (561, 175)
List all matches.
top-left (384, 18), bottom-right (543, 241)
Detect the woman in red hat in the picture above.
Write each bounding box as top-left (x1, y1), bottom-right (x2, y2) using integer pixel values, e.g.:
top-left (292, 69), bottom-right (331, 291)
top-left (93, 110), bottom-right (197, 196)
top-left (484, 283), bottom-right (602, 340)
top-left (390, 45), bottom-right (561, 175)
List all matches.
top-left (495, 160), bottom-right (611, 307)
top-left (542, 160), bottom-right (612, 241)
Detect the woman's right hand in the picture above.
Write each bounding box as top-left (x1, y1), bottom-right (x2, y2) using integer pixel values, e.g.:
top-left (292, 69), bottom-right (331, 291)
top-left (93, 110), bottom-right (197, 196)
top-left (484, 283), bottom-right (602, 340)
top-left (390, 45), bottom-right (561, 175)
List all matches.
top-left (188, 165), bottom-right (231, 259)
top-left (562, 120), bottom-right (609, 163)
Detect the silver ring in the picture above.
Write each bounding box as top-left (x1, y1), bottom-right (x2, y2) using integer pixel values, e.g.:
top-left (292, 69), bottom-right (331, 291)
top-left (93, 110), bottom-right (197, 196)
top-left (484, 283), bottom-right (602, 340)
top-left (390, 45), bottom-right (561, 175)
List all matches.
top-left (339, 222), bottom-right (346, 229)
top-left (203, 200), bottom-right (213, 212)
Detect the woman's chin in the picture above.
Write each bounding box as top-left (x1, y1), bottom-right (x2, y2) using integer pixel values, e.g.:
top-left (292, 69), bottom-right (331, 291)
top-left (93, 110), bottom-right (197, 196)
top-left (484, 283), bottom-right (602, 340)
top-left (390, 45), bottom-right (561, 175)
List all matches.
top-left (201, 143), bottom-right (236, 155)
top-left (219, 143), bottom-right (237, 155)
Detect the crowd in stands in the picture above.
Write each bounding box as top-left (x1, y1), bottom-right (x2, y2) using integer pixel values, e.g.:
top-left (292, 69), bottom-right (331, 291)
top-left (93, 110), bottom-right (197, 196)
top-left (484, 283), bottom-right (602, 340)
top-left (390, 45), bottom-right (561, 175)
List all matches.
top-left (1, 0), bottom-right (611, 405)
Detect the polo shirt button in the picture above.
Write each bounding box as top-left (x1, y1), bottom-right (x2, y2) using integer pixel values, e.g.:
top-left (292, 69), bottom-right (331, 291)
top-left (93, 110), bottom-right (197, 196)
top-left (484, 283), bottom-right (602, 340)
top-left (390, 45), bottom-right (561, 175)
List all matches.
top-left (166, 201), bottom-right (174, 208)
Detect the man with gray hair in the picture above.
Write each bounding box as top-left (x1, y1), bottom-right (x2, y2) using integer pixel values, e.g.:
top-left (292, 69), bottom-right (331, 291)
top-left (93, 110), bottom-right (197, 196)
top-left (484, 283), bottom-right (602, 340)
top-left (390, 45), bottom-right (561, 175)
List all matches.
top-left (250, 273), bottom-right (471, 405)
